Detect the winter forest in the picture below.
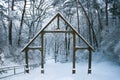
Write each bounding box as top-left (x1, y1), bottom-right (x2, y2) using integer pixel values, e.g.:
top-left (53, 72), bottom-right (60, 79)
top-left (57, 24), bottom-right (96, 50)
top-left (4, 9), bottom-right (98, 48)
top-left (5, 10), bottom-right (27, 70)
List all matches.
top-left (0, 0), bottom-right (120, 80)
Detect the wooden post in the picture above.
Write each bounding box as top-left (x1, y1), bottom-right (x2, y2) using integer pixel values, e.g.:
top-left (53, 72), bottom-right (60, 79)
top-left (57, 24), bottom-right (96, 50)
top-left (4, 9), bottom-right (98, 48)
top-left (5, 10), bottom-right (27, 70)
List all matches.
top-left (88, 47), bottom-right (92, 74)
top-left (57, 15), bottom-right (60, 29)
top-left (41, 32), bottom-right (44, 73)
top-left (25, 48), bottom-right (29, 73)
top-left (72, 32), bottom-right (76, 74)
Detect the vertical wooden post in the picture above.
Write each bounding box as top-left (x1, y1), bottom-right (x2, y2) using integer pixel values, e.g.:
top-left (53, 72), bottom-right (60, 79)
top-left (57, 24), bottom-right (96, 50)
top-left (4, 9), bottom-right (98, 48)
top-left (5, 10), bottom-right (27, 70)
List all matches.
top-left (41, 32), bottom-right (44, 73)
top-left (57, 15), bottom-right (60, 29)
top-left (88, 47), bottom-right (92, 74)
top-left (72, 32), bottom-right (76, 74)
top-left (25, 48), bottom-right (29, 73)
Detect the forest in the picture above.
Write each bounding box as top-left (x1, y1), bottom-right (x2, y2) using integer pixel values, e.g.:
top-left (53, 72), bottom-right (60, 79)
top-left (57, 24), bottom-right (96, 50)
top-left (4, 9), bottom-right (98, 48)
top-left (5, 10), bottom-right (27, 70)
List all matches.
top-left (0, 0), bottom-right (120, 68)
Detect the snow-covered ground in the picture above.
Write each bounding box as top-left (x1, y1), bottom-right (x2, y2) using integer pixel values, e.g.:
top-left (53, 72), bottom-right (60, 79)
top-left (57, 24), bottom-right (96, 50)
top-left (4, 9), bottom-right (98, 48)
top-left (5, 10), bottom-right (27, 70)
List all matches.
top-left (1, 60), bottom-right (120, 80)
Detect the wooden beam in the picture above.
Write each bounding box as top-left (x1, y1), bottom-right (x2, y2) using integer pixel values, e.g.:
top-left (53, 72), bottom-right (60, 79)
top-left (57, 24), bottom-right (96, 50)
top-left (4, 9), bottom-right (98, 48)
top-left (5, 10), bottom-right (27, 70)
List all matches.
top-left (28, 46), bottom-right (41, 50)
top-left (88, 47), bottom-right (92, 74)
top-left (57, 15), bottom-right (60, 29)
top-left (41, 32), bottom-right (44, 74)
top-left (25, 48), bottom-right (29, 73)
top-left (72, 32), bottom-right (76, 74)
top-left (75, 46), bottom-right (89, 50)
top-left (43, 30), bottom-right (73, 33)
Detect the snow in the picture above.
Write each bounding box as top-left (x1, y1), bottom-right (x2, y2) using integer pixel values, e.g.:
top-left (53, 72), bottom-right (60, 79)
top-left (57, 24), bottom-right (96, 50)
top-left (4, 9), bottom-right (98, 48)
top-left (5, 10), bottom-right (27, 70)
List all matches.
top-left (114, 41), bottom-right (120, 53)
top-left (1, 60), bottom-right (120, 80)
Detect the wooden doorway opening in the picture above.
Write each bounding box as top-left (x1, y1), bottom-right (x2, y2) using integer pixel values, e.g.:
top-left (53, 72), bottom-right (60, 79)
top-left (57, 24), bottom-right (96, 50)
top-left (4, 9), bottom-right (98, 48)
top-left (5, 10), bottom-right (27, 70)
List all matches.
top-left (21, 13), bottom-right (94, 74)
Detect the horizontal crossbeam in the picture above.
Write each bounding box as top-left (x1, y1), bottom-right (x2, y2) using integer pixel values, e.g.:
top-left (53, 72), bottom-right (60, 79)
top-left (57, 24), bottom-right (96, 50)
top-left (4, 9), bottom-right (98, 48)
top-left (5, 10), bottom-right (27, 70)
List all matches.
top-left (28, 46), bottom-right (41, 50)
top-left (43, 30), bottom-right (73, 33)
top-left (75, 46), bottom-right (89, 50)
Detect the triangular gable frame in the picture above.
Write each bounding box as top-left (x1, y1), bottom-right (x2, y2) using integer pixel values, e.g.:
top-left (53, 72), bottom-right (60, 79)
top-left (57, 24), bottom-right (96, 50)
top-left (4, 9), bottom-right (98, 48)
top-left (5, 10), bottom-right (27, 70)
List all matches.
top-left (22, 13), bottom-right (94, 52)
top-left (22, 13), bottom-right (94, 74)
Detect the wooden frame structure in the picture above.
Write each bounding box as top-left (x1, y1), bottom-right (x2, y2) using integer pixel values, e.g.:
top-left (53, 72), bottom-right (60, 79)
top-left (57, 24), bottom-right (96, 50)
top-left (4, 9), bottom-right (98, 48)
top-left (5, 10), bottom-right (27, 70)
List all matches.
top-left (21, 13), bottom-right (94, 74)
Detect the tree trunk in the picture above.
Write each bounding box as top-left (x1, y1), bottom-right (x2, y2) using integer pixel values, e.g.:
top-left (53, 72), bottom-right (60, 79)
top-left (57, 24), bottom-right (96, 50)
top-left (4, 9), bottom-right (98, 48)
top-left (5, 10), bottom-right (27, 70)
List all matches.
top-left (18, 0), bottom-right (27, 46)
top-left (86, 0), bottom-right (92, 45)
top-left (65, 29), bottom-right (68, 62)
top-left (77, 0), bottom-right (98, 47)
top-left (54, 41), bottom-right (58, 63)
top-left (8, 0), bottom-right (14, 46)
top-left (97, 10), bottom-right (103, 47)
top-left (9, 21), bottom-right (12, 46)
top-left (105, 0), bottom-right (108, 26)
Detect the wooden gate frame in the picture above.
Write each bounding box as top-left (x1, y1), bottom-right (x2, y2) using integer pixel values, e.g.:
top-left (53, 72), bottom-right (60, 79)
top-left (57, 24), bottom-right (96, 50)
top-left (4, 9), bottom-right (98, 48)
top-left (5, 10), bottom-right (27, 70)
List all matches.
top-left (21, 13), bottom-right (94, 74)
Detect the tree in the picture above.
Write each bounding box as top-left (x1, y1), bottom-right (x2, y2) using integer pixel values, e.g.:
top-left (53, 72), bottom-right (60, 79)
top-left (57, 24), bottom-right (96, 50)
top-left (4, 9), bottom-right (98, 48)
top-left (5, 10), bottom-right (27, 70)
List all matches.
top-left (0, 1), bottom-right (8, 46)
top-left (8, 0), bottom-right (15, 46)
top-left (109, 0), bottom-right (120, 21)
top-left (105, 0), bottom-right (108, 26)
top-left (63, 0), bottom-right (76, 61)
top-left (17, 0), bottom-right (26, 46)
top-left (17, 0), bottom-right (49, 46)
top-left (77, 0), bottom-right (98, 48)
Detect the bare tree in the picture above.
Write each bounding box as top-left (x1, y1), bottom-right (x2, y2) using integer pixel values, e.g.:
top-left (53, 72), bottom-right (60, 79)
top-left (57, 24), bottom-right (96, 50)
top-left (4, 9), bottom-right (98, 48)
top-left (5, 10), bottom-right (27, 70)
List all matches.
top-left (77, 0), bottom-right (98, 48)
top-left (23, 0), bottom-right (49, 43)
top-left (63, 0), bottom-right (75, 62)
top-left (17, 0), bottom-right (27, 46)
top-left (8, 0), bottom-right (15, 46)
top-left (105, 0), bottom-right (108, 26)
top-left (94, 0), bottom-right (103, 47)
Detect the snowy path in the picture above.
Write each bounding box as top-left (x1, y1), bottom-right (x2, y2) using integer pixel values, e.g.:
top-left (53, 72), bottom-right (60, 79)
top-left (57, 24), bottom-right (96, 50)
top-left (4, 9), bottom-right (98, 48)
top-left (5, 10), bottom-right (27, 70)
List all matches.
top-left (2, 60), bottom-right (120, 80)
